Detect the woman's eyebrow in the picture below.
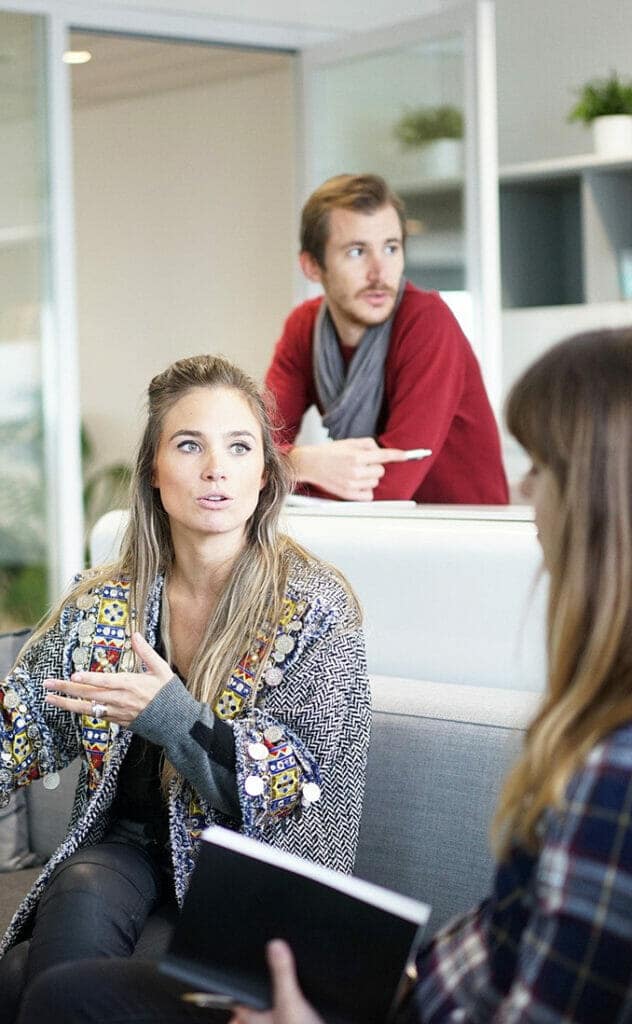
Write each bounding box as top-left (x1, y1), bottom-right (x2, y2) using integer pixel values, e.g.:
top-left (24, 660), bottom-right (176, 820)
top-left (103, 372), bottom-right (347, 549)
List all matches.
top-left (225, 430), bottom-right (257, 440)
top-left (168, 428), bottom-right (257, 441)
top-left (168, 429), bottom-right (204, 441)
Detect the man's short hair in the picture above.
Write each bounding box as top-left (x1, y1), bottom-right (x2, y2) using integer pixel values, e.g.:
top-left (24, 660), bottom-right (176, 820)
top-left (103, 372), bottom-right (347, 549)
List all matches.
top-left (300, 173), bottom-right (407, 268)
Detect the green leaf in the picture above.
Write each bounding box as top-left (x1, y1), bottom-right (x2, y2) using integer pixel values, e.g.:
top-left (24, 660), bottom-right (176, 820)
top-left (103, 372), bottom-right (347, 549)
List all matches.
top-left (568, 70), bottom-right (632, 123)
top-left (393, 105), bottom-right (464, 148)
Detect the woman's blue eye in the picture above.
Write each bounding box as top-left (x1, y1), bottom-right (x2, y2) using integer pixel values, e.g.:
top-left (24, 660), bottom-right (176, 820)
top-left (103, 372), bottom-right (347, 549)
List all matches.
top-left (177, 440), bottom-right (200, 453)
top-left (231, 442), bottom-right (251, 455)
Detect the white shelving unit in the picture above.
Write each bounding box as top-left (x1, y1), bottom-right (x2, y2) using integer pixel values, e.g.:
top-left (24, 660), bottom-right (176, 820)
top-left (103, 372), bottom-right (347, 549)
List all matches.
top-left (395, 152), bottom-right (632, 310)
top-left (499, 152), bottom-right (632, 308)
top-left (397, 178), bottom-right (465, 292)
top-left (498, 151), bottom-right (632, 486)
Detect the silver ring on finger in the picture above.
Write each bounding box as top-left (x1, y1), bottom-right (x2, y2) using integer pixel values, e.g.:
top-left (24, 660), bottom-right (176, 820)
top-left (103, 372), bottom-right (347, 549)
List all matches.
top-left (90, 700), bottom-right (108, 719)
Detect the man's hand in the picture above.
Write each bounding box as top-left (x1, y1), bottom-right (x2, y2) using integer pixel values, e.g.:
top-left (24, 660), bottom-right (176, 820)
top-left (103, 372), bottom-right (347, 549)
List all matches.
top-left (230, 940), bottom-right (324, 1024)
top-left (43, 632), bottom-right (173, 727)
top-left (290, 438), bottom-right (408, 501)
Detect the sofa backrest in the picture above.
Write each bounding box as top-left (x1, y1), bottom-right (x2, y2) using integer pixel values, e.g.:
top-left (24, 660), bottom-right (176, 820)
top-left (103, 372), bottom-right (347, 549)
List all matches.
top-left (284, 509), bottom-right (547, 692)
top-left (90, 508), bottom-right (548, 692)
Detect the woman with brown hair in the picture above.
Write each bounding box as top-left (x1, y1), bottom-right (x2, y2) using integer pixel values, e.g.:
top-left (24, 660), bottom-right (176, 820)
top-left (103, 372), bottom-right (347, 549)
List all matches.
top-left (0, 354), bottom-right (370, 1022)
top-left (230, 325), bottom-right (632, 1023)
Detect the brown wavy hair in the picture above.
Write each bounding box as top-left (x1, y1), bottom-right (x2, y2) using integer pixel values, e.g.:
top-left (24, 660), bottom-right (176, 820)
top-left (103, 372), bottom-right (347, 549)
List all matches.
top-left (493, 327), bottom-right (632, 856)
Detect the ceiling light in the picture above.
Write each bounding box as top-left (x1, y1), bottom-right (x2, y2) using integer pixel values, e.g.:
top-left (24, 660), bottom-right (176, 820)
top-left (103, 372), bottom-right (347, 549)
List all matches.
top-left (62, 51), bottom-right (92, 65)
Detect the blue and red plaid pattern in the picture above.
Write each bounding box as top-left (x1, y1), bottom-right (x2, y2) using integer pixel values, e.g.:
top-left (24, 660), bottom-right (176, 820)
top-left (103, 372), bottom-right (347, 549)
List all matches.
top-left (403, 723), bottom-right (632, 1023)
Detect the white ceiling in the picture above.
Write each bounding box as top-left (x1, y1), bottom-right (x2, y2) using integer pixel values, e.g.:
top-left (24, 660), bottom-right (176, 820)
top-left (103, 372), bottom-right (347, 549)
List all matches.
top-left (0, 0), bottom-right (444, 120)
top-left (69, 31), bottom-right (291, 107)
top-left (69, 0), bottom-right (445, 34)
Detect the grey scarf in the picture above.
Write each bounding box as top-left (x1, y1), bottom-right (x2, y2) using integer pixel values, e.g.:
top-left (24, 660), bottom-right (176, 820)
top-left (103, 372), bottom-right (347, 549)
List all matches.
top-left (313, 278), bottom-right (406, 439)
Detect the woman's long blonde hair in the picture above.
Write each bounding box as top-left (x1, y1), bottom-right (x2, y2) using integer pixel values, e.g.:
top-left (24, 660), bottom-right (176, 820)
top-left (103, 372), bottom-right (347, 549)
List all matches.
top-left (492, 327), bottom-right (632, 857)
top-left (27, 355), bottom-right (341, 793)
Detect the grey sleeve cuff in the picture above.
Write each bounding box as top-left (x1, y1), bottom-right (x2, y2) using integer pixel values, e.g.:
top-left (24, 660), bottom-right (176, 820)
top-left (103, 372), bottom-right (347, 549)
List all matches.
top-left (129, 675), bottom-right (240, 820)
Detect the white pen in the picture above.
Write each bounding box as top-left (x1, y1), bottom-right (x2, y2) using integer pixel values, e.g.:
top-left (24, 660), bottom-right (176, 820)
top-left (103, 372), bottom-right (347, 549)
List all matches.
top-left (403, 448), bottom-right (432, 461)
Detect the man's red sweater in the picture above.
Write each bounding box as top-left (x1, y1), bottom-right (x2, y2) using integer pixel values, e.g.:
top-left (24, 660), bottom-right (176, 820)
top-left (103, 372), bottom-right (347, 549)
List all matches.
top-left (265, 282), bottom-right (509, 504)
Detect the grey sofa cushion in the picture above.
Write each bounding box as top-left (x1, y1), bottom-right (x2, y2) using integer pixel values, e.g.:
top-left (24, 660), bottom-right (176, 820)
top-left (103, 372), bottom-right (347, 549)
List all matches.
top-left (26, 760), bottom-right (80, 861)
top-left (0, 629), bottom-right (31, 677)
top-left (0, 865), bottom-right (42, 935)
top-left (0, 794), bottom-right (38, 872)
top-left (0, 629), bottom-right (40, 872)
top-left (355, 676), bottom-right (540, 935)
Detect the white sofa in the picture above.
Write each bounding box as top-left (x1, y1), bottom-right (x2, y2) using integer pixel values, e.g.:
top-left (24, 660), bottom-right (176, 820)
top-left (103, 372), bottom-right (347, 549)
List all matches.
top-left (91, 504), bottom-right (547, 693)
top-left (282, 505), bottom-right (547, 693)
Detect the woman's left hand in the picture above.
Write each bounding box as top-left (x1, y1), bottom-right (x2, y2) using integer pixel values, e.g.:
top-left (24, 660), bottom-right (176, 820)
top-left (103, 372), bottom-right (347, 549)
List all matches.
top-left (43, 632), bottom-right (174, 727)
top-left (230, 941), bottom-right (325, 1024)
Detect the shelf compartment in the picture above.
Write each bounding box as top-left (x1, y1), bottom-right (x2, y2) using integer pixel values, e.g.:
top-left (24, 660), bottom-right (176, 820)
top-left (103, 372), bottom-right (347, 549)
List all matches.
top-left (500, 176), bottom-right (583, 309)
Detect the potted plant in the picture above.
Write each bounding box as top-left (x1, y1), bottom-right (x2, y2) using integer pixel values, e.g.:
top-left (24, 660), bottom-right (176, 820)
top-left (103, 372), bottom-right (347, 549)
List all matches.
top-left (394, 105), bottom-right (464, 148)
top-left (393, 104), bottom-right (464, 179)
top-left (568, 71), bottom-right (632, 156)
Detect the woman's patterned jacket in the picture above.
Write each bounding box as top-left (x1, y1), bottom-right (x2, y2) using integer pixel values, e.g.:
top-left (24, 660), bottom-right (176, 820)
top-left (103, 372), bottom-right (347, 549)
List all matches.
top-left (0, 551), bottom-right (371, 957)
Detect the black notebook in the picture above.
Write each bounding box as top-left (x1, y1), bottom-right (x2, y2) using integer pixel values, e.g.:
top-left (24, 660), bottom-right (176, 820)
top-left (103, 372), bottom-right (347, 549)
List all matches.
top-left (160, 826), bottom-right (430, 1024)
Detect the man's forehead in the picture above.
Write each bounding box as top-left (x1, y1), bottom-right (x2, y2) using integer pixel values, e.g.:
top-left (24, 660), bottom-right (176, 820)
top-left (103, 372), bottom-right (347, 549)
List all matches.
top-left (327, 204), bottom-right (402, 244)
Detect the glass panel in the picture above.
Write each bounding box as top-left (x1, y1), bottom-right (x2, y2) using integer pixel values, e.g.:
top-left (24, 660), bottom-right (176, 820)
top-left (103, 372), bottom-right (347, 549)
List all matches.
top-left (0, 12), bottom-right (50, 628)
top-left (308, 35), bottom-right (470, 333)
top-left (67, 30), bottom-right (295, 536)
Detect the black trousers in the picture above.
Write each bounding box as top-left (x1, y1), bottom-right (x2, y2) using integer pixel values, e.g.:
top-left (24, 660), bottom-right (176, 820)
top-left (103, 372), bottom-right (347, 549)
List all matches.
top-left (0, 837), bottom-right (166, 1024)
top-left (16, 959), bottom-right (229, 1024)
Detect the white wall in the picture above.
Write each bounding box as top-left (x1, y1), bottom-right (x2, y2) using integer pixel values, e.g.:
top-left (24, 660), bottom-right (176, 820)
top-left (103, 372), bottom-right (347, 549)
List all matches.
top-left (74, 63), bottom-right (295, 470)
top-left (492, 0), bottom-right (632, 492)
top-left (495, 0), bottom-right (632, 164)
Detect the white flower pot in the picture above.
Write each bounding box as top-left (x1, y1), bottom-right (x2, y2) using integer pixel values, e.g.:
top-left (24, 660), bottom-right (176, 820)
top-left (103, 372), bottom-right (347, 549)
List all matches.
top-left (421, 138), bottom-right (463, 179)
top-left (592, 114), bottom-right (632, 156)
top-left (396, 139), bottom-right (463, 184)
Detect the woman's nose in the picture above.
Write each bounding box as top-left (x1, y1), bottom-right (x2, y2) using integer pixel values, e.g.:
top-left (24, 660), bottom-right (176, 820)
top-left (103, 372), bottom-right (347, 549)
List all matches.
top-left (202, 452), bottom-right (226, 480)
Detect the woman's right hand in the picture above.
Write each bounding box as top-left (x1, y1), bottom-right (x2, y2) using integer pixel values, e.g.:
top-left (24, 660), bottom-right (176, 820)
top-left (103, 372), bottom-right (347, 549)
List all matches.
top-left (230, 940), bottom-right (325, 1024)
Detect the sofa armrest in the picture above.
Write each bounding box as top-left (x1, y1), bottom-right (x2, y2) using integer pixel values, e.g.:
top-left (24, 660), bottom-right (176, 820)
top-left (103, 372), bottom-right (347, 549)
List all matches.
top-left (355, 676), bottom-right (539, 935)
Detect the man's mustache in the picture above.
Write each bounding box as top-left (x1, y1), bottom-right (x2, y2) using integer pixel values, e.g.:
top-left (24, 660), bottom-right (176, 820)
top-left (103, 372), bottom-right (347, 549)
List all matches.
top-left (356, 285), bottom-right (396, 296)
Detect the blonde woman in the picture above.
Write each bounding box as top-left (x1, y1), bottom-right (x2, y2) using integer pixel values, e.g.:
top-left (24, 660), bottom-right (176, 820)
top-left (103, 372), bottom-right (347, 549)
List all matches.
top-left (0, 354), bottom-right (370, 1023)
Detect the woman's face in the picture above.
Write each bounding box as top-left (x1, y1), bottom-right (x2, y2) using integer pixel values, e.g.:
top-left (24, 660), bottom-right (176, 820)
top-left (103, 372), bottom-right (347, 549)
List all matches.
top-left (152, 386), bottom-right (266, 549)
top-left (519, 459), bottom-right (560, 571)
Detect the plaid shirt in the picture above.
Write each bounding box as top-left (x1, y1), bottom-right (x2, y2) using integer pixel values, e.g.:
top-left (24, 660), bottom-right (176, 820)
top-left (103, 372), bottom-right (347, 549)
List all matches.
top-left (402, 723), bottom-right (632, 1023)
